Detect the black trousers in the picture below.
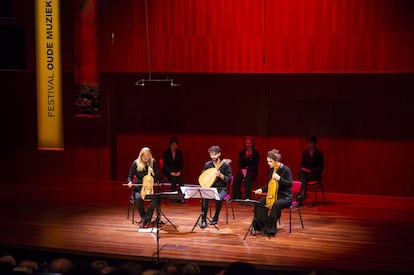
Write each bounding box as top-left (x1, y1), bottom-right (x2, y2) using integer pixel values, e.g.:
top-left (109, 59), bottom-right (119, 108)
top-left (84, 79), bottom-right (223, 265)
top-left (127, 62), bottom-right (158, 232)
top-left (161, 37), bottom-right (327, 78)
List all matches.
top-left (133, 191), bottom-right (158, 223)
top-left (201, 188), bottom-right (227, 221)
top-left (165, 174), bottom-right (184, 192)
top-left (232, 171), bottom-right (257, 199)
top-left (254, 197), bottom-right (292, 234)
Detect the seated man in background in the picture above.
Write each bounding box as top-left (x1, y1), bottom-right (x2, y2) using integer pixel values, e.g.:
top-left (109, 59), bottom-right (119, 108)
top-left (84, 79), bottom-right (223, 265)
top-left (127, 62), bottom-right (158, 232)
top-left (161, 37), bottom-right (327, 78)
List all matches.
top-left (298, 136), bottom-right (324, 205)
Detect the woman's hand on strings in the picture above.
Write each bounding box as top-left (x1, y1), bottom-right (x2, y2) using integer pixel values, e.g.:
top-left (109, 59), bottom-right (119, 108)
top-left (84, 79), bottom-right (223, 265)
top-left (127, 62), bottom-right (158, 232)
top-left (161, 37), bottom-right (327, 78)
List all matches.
top-left (254, 188), bottom-right (262, 195)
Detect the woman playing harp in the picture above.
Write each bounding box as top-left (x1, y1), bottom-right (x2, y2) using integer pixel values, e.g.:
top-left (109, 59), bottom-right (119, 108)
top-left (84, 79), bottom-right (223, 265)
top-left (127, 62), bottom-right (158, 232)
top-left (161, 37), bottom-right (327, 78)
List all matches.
top-left (127, 147), bottom-right (159, 228)
top-left (253, 149), bottom-right (292, 236)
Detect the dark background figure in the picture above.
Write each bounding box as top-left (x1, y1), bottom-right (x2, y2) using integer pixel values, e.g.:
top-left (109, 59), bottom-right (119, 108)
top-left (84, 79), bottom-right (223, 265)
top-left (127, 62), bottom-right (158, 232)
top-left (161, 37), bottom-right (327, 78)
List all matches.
top-left (222, 261), bottom-right (256, 275)
top-left (298, 136), bottom-right (324, 204)
top-left (200, 145), bottom-right (232, 228)
top-left (253, 149), bottom-right (293, 236)
top-left (232, 136), bottom-right (259, 199)
top-left (127, 147), bottom-right (159, 228)
top-left (162, 137), bottom-right (184, 197)
top-left (181, 262), bottom-right (201, 275)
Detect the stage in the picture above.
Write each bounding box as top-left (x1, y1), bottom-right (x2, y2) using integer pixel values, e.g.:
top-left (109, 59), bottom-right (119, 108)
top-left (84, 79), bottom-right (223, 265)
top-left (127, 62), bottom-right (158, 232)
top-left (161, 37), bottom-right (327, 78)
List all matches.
top-left (1, 178), bottom-right (413, 274)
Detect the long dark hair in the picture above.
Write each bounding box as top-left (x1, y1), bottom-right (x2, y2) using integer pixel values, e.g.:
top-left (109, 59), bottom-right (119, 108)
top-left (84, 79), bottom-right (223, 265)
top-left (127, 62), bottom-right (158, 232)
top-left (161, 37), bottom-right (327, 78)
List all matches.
top-left (169, 136), bottom-right (179, 145)
top-left (243, 136), bottom-right (255, 149)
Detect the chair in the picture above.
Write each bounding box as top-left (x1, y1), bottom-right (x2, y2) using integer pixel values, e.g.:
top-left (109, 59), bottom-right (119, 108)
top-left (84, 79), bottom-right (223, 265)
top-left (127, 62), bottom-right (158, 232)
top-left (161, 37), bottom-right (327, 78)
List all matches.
top-left (281, 180), bottom-right (304, 233)
top-left (127, 192), bottom-right (137, 224)
top-left (209, 176), bottom-right (235, 224)
top-left (126, 175), bottom-right (138, 224)
top-left (224, 177), bottom-right (236, 224)
top-left (306, 180), bottom-right (326, 205)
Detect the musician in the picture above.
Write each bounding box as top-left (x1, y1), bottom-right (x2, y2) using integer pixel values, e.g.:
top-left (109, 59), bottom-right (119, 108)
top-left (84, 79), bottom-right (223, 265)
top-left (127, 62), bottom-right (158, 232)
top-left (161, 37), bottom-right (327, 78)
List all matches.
top-left (232, 136), bottom-right (260, 199)
top-left (298, 135), bottom-right (324, 205)
top-left (127, 147), bottom-right (159, 228)
top-left (162, 137), bottom-right (184, 197)
top-left (253, 149), bottom-right (292, 236)
top-left (200, 145), bottom-right (232, 228)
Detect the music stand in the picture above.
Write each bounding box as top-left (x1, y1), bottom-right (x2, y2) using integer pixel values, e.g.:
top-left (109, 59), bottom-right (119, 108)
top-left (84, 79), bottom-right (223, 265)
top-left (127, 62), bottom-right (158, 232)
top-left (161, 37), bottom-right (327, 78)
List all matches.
top-left (232, 199), bottom-right (268, 240)
top-left (144, 192), bottom-right (180, 230)
top-left (181, 186), bottom-right (220, 232)
top-left (144, 191), bottom-right (182, 264)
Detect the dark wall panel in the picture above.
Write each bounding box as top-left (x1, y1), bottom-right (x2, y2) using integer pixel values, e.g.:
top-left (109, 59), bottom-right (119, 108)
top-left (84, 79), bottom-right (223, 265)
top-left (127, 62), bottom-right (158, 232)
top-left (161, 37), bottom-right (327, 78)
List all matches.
top-left (0, 25), bottom-right (25, 70)
top-left (107, 73), bottom-right (414, 140)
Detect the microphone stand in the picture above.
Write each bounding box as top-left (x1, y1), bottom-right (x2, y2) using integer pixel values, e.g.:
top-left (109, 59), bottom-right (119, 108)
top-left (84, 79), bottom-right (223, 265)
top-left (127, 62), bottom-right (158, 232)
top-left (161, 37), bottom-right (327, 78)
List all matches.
top-left (153, 172), bottom-right (162, 265)
top-left (152, 171), bottom-right (178, 264)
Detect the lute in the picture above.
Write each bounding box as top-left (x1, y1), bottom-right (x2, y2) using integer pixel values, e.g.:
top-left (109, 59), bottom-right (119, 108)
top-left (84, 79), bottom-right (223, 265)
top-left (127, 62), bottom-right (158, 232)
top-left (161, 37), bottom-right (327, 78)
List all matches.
top-left (198, 158), bottom-right (231, 188)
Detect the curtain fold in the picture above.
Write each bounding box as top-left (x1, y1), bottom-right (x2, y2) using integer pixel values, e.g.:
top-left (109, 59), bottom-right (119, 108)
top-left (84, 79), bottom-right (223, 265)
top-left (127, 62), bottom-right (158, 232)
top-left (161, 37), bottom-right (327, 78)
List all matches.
top-left (75, 0), bottom-right (101, 117)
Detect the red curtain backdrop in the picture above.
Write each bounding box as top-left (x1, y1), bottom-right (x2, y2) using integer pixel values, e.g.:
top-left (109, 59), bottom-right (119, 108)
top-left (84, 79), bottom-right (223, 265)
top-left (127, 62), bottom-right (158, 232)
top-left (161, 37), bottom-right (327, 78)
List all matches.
top-left (4, 0), bottom-right (414, 195)
top-left (75, 0), bottom-right (101, 117)
top-left (99, 0), bottom-right (414, 73)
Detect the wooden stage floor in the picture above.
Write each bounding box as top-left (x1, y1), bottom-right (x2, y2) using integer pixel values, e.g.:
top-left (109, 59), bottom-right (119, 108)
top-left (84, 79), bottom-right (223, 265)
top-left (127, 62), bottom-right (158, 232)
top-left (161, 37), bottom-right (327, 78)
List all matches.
top-left (1, 178), bottom-right (413, 274)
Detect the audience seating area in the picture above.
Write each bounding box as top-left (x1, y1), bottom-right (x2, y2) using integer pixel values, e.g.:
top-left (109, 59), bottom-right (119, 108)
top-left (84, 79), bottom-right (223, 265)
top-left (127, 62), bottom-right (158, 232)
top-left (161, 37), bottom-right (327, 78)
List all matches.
top-left (0, 247), bottom-right (351, 275)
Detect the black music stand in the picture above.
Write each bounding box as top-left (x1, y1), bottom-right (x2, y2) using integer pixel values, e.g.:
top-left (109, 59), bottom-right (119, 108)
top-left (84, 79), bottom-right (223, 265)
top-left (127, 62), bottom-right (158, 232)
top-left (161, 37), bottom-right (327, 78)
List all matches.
top-left (181, 186), bottom-right (220, 232)
top-left (145, 192), bottom-right (180, 230)
top-left (145, 191), bottom-right (182, 264)
top-left (232, 199), bottom-right (268, 240)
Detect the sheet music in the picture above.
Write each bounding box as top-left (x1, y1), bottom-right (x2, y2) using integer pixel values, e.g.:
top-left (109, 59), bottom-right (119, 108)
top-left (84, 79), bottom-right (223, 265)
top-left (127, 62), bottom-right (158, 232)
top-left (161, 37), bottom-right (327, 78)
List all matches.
top-left (180, 186), bottom-right (219, 200)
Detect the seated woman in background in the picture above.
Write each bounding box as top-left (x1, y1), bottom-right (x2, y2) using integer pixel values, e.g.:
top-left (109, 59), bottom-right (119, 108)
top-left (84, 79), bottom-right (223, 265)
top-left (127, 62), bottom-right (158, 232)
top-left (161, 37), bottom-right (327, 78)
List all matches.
top-left (232, 136), bottom-right (259, 199)
top-left (162, 137), bottom-right (184, 198)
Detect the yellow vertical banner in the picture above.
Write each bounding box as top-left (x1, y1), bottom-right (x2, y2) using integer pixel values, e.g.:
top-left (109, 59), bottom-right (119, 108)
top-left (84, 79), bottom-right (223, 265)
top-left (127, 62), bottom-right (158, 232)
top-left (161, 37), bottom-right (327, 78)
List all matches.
top-left (35, 0), bottom-right (64, 150)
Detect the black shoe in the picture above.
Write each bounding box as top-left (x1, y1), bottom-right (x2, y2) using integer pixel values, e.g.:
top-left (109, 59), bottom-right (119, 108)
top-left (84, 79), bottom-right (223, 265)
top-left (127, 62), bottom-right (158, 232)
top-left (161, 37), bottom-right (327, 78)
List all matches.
top-left (253, 221), bottom-right (263, 231)
top-left (140, 222), bottom-right (150, 228)
top-left (263, 228), bottom-right (277, 236)
top-left (210, 217), bottom-right (218, 225)
top-left (200, 220), bottom-right (207, 228)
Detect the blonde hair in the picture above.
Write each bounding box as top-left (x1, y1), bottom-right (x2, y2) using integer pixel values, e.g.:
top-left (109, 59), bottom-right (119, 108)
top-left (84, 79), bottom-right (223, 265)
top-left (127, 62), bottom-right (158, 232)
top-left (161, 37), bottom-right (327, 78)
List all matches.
top-left (136, 147), bottom-right (153, 171)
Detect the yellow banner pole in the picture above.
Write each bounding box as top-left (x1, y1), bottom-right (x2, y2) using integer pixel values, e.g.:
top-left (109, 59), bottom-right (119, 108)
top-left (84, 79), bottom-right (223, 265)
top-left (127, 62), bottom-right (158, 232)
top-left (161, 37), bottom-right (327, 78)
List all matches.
top-left (35, 0), bottom-right (64, 150)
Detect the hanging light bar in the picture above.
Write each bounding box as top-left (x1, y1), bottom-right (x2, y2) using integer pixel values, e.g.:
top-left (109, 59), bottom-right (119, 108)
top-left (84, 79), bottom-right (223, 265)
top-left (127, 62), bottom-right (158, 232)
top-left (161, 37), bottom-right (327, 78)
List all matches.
top-left (134, 0), bottom-right (179, 88)
top-left (135, 78), bottom-right (179, 87)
